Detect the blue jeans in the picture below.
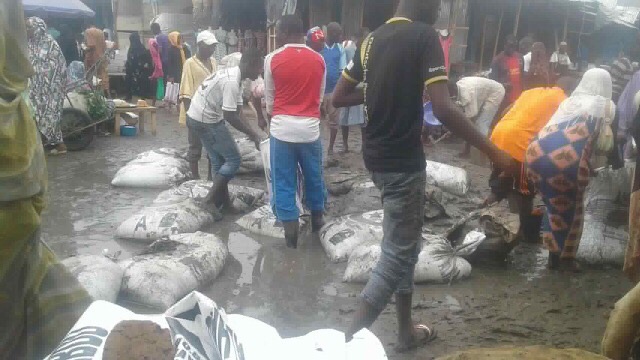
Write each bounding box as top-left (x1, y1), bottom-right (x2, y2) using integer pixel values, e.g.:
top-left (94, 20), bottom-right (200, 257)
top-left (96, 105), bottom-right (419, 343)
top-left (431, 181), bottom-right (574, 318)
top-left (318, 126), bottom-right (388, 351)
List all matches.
top-left (186, 116), bottom-right (241, 178)
top-left (362, 170), bottom-right (426, 311)
top-left (270, 136), bottom-right (326, 222)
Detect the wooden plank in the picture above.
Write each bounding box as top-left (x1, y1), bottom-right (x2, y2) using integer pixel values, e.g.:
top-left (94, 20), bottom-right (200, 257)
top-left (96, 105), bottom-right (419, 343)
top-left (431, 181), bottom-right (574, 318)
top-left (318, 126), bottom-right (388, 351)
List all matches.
top-left (341, 0), bottom-right (365, 38)
top-left (513, 0), bottom-right (522, 36)
top-left (493, 7), bottom-right (504, 60)
top-left (479, 17), bottom-right (489, 71)
top-left (563, 5), bottom-right (569, 40)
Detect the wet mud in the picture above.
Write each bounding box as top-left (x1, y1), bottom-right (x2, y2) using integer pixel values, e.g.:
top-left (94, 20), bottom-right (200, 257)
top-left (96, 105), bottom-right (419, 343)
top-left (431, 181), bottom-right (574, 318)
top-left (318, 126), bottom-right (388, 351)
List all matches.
top-left (42, 108), bottom-right (632, 359)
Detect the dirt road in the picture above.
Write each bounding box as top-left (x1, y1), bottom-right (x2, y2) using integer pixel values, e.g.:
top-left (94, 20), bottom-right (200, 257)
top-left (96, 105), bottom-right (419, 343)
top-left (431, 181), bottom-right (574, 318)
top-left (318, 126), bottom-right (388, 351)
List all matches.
top-left (42, 108), bottom-right (631, 359)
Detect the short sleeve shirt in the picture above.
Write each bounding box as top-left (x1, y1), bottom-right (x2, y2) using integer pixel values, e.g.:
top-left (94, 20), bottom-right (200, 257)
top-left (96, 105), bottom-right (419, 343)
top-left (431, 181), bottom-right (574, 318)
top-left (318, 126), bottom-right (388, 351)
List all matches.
top-left (186, 66), bottom-right (243, 124)
top-left (342, 17), bottom-right (447, 172)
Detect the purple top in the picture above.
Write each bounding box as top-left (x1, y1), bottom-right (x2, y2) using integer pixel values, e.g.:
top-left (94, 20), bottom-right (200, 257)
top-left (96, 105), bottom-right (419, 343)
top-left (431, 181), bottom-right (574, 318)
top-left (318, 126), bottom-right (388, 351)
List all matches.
top-left (617, 70), bottom-right (640, 137)
top-left (156, 33), bottom-right (170, 66)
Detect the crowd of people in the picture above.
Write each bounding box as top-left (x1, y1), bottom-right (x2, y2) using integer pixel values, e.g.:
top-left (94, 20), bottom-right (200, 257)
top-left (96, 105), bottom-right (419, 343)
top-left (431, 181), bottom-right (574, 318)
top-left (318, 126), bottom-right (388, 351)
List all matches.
top-left (4, 0), bottom-right (640, 357)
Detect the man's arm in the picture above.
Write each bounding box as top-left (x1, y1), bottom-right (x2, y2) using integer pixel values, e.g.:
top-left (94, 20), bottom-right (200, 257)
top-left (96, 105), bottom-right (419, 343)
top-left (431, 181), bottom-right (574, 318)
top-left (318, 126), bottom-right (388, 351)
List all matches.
top-left (251, 96), bottom-right (267, 130)
top-left (224, 109), bottom-right (263, 144)
top-left (179, 62), bottom-right (193, 110)
top-left (333, 40), bottom-right (365, 108)
top-left (332, 75), bottom-right (363, 108)
top-left (428, 81), bottom-right (517, 173)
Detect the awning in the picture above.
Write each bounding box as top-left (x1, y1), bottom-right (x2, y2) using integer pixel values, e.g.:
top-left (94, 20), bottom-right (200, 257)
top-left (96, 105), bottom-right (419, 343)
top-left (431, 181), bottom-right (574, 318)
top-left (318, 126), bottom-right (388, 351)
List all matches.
top-left (22, 0), bottom-right (96, 19)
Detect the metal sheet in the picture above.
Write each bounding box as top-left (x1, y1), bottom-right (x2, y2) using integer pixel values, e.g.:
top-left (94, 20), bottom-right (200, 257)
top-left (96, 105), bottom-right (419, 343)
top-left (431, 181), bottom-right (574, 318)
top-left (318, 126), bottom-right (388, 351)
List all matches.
top-left (22, 0), bottom-right (96, 18)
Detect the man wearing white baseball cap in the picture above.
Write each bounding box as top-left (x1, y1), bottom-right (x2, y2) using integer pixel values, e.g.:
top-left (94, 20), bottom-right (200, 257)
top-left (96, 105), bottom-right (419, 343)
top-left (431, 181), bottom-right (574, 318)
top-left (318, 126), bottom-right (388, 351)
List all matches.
top-left (180, 30), bottom-right (218, 179)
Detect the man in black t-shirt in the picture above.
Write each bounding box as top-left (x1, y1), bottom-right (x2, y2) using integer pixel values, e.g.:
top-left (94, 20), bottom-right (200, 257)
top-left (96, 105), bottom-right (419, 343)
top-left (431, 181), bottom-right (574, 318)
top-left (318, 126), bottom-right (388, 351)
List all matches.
top-left (333, 0), bottom-right (516, 351)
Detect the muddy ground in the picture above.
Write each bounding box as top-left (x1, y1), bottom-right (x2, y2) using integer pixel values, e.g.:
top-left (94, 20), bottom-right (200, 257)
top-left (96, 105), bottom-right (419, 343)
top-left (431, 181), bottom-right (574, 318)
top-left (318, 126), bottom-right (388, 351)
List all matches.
top-left (42, 108), bottom-right (633, 359)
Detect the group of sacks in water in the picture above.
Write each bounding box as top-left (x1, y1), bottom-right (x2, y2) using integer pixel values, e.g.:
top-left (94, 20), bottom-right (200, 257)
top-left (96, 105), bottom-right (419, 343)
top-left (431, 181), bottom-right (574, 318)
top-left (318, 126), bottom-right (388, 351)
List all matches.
top-left (66, 145), bottom-right (637, 312)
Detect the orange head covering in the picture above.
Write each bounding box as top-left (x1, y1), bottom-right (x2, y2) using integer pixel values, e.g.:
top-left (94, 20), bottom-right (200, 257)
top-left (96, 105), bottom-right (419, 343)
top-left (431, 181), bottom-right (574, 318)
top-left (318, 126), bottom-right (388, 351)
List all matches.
top-left (168, 31), bottom-right (186, 65)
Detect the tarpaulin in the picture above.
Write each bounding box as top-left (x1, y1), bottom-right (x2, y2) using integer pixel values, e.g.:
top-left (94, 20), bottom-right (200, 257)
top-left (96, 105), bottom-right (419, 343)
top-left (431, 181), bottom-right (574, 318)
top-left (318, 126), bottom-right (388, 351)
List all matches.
top-left (22, 0), bottom-right (95, 18)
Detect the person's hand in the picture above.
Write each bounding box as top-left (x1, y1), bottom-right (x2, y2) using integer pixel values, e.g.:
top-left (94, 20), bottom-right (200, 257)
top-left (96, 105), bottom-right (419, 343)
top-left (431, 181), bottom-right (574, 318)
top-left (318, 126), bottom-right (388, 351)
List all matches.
top-left (258, 115), bottom-right (267, 131)
top-left (252, 134), bottom-right (266, 151)
top-left (491, 149), bottom-right (518, 176)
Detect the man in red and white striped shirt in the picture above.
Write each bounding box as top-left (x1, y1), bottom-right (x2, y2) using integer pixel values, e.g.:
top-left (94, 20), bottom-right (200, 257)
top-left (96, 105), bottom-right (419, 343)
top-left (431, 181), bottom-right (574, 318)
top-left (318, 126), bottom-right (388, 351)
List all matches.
top-left (264, 15), bottom-right (327, 248)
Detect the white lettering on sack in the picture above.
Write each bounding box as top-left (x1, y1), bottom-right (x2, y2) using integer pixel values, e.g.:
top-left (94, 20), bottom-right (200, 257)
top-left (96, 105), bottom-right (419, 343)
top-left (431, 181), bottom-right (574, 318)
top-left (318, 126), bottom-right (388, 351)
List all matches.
top-left (429, 65), bottom-right (446, 73)
top-left (47, 326), bottom-right (109, 360)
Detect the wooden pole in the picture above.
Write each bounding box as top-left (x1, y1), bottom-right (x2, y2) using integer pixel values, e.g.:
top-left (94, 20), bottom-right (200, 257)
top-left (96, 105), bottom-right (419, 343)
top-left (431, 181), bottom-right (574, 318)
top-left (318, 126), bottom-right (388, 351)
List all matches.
top-left (112, 0), bottom-right (119, 47)
top-left (563, 5), bottom-right (569, 41)
top-left (493, 7), bottom-right (504, 60)
top-left (479, 16), bottom-right (489, 71)
top-left (513, 0), bottom-right (522, 36)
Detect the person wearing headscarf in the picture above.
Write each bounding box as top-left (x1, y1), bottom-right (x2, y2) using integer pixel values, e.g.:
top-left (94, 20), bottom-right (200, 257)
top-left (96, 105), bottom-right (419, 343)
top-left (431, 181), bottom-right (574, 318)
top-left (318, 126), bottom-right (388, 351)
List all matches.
top-left (58, 24), bottom-right (80, 65)
top-left (83, 26), bottom-right (109, 96)
top-left (616, 70), bottom-right (640, 160)
top-left (166, 31), bottom-right (191, 110)
top-left (486, 77), bottom-right (575, 241)
top-left (148, 37), bottom-right (164, 106)
top-left (167, 31), bottom-right (190, 83)
top-left (26, 17), bottom-right (68, 154)
top-left (1, 2), bottom-right (90, 358)
top-left (125, 31), bottom-right (152, 101)
top-left (525, 42), bottom-right (550, 90)
top-left (525, 69), bottom-right (616, 271)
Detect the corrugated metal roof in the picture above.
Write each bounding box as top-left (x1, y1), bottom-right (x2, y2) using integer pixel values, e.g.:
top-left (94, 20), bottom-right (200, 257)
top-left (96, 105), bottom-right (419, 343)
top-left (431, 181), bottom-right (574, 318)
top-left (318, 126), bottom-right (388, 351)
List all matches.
top-left (569, 0), bottom-right (639, 29)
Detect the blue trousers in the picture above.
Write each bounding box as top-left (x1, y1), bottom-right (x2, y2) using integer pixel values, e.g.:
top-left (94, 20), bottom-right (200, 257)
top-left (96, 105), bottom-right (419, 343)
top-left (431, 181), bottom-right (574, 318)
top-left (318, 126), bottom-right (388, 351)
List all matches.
top-left (186, 116), bottom-right (241, 178)
top-left (270, 136), bottom-right (326, 222)
top-left (362, 171), bottom-right (426, 311)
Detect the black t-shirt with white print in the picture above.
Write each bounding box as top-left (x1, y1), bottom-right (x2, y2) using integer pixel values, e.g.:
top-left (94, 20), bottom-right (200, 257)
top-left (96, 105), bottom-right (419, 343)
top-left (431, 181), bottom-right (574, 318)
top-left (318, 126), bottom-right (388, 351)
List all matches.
top-left (343, 17), bottom-right (448, 173)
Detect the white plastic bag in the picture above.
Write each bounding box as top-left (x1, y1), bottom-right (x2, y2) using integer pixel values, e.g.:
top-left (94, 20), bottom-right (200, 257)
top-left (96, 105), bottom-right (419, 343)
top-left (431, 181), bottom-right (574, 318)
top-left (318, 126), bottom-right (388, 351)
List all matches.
top-left (425, 160), bottom-right (470, 196)
top-left (164, 81), bottom-right (179, 104)
top-left (61, 255), bottom-right (124, 302)
top-left (236, 205), bottom-right (306, 239)
top-left (119, 232), bottom-right (228, 309)
top-left (45, 291), bottom-right (387, 360)
top-left (44, 301), bottom-right (169, 360)
top-left (320, 210), bottom-right (384, 263)
top-left (111, 148), bottom-right (191, 189)
top-left (116, 199), bottom-right (214, 241)
top-left (154, 180), bottom-right (265, 212)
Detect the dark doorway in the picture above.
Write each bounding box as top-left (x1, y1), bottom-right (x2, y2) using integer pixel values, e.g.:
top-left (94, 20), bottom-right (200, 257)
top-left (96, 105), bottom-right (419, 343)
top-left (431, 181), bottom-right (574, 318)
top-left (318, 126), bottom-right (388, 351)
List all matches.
top-left (222, 0), bottom-right (267, 30)
top-left (362, 0), bottom-right (396, 31)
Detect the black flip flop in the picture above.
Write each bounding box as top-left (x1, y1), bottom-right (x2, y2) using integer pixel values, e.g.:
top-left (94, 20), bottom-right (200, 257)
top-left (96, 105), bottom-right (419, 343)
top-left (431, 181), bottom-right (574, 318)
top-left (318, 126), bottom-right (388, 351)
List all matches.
top-left (394, 324), bottom-right (438, 353)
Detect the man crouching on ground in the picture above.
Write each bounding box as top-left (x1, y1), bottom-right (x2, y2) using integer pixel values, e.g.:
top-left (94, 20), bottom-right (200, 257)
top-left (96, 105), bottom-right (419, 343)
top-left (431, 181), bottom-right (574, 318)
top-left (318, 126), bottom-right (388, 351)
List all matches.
top-left (264, 15), bottom-right (327, 248)
top-left (332, 0), bottom-right (517, 352)
top-left (186, 48), bottom-right (266, 216)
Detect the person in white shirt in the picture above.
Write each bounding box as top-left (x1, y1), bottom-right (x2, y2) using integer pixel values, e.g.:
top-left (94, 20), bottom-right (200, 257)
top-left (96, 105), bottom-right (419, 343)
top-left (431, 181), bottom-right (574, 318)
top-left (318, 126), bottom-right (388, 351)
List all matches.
top-left (550, 41), bottom-right (572, 76)
top-left (450, 76), bottom-right (506, 157)
top-left (186, 48), bottom-right (265, 216)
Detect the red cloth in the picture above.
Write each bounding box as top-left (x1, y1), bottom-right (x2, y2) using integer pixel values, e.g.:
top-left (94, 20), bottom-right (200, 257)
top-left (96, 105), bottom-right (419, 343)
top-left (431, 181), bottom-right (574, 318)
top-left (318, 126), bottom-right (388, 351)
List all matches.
top-left (505, 55), bottom-right (523, 102)
top-left (266, 44), bottom-right (326, 118)
top-left (439, 35), bottom-right (453, 73)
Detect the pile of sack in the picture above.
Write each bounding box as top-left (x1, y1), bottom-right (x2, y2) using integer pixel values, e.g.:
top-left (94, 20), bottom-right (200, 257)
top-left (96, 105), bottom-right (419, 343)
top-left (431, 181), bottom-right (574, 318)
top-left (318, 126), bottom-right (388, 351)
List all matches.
top-left (319, 210), bottom-right (486, 284)
top-left (62, 232), bottom-right (229, 309)
top-left (44, 291), bottom-right (388, 360)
